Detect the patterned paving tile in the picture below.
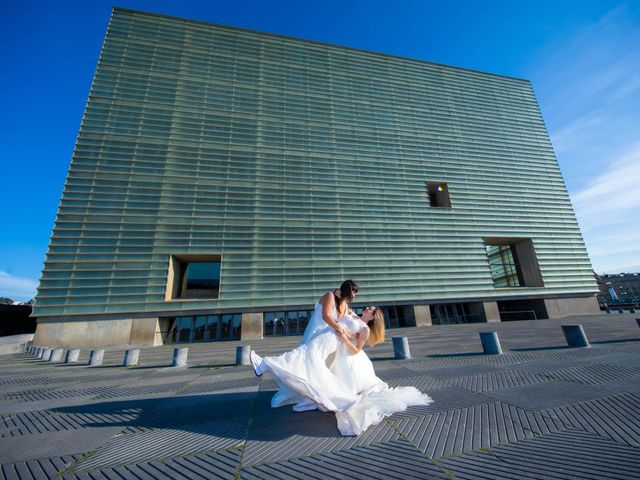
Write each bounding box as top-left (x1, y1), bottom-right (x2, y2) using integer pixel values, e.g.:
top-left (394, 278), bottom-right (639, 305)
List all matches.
top-left (241, 438), bottom-right (448, 479)
top-left (390, 401), bottom-right (565, 459)
top-left (449, 370), bottom-right (551, 392)
top-left (542, 393), bottom-right (640, 446)
top-left (2, 315), bottom-right (640, 480)
top-left (71, 416), bottom-right (249, 471)
top-left (0, 454), bottom-right (82, 480)
top-left (422, 364), bottom-right (507, 379)
top-left (179, 376), bottom-right (260, 395)
top-left (385, 374), bottom-right (453, 391)
top-left (480, 380), bottom-right (611, 410)
top-left (504, 358), bottom-right (592, 374)
top-left (242, 413), bottom-right (399, 467)
top-left (0, 426), bottom-right (123, 464)
top-left (61, 448), bottom-right (242, 479)
top-left (391, 386), bottom-right (494, 416)
top-left (438, 429), bottom-right (640, 480)
top-left (539, 363), bottom-right (640, 385)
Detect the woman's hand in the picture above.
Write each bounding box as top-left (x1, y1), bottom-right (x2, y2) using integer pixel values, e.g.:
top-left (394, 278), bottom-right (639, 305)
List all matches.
top-left (337, 329), bottom-right (350, 343)
top-left (335, 326), bottom-right (355, 338)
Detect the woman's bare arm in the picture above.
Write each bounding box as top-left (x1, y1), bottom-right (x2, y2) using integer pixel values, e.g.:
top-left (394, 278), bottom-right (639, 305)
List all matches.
top-left (320, 292), bottom-right (346, 334)
top-left (338, 326), bottom-right (369, 355)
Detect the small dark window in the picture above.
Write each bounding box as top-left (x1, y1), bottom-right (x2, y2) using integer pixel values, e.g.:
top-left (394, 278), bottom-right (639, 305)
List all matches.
top-left (426, 182), bottom-right (451, 208)
top-left (179, 261), bottom-right (220, 298)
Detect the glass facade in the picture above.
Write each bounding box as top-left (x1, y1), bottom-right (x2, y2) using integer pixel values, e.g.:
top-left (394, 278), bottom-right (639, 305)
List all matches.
top-left (166, 313), bottom-right (242, 343)
top-left (487, 245), bottom-right (522, 287)
top-left (179, 261), bottom-right (220, 298)
top-left (33, 8), bottom-right (597, 324)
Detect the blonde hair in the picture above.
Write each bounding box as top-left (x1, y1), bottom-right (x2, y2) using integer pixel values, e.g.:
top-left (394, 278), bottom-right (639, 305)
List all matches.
top-left (367, 308), bottom-right (385, 347)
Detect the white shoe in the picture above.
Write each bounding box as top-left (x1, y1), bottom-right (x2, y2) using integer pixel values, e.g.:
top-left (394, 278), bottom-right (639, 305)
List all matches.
top-left (292, 398), bottom-right (319, 412)
top-left (250, 350), bottom-right (264, 377)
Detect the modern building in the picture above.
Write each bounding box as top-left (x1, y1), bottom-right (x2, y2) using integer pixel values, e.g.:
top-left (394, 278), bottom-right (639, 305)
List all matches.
top-left (33, 8), bottom-right (600, 348)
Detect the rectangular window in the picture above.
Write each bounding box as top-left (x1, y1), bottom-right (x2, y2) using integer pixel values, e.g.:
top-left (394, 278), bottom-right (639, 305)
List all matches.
top-left (165, 254), bottom-right (221, 300)
top-left (166, 313), bottom-right (241, 343)
top-left (486, 245), bottom-right (523, 287)
top-left (484, 238), bottom-right (544, 288)
top-left (179, 262), bottom-right (220, 298)
top-left (426, 182), bottom-right (451, 208)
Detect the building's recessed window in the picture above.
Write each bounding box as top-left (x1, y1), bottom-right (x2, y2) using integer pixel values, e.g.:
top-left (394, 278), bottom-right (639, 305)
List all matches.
top-left (484, 238), bottom-right (544, 288)
top-left (180, 262), bottom-right (220, 298)
top-left (166, 255), bottom-right (221, 300)
top-left (486, 244), bottom-right (522, 287)
top-left (426, 182), bottom-right (451, 208)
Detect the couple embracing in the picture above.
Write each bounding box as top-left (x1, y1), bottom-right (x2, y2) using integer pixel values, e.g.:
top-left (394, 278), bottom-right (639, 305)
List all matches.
top-left (250, 280), bottom-right (433, 436)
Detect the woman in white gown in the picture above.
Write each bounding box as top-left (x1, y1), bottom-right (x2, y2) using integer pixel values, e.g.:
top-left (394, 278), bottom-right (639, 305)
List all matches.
top-left (269, 281), bottom-right (358, 409)
top-left (250, 305), bottom-right (433, 436)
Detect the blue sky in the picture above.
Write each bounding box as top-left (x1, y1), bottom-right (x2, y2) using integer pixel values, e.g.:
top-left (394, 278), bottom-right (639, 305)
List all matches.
top-left (2, 1), bottom-right (639, 301)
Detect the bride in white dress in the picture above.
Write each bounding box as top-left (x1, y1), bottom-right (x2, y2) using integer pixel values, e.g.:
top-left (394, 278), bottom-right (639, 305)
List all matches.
top-left (269, 281), bottom-right (357, 409)
top-left (250, 303), bottom-right (433, 436)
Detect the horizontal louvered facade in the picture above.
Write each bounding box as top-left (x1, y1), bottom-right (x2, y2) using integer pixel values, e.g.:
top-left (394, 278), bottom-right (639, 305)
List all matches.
top-left (33, 8), bottom-right (598, 346)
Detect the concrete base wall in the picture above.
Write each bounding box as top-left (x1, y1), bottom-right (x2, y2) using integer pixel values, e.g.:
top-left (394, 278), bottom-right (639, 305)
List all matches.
top-left (241, 312), bottom-right (263, 340)
top-left (33, 317), bottom-right (159, 349)
top-left (413, 305), bottom-right (432, 326)
top-left (544, 296), bottom-right (600, 319)
top-left (129, 317), bottom-right (161, 345)
top-left (0, 334), bottom-right (34, 355)
top-left (483, 302), bottom-right (501, 322)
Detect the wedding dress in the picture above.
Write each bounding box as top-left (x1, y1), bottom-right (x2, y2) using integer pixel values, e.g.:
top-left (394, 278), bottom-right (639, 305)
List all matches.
top-left (331, 314), bottom-right (433, 435)
top-left (269, 302), bottom-right (334, 408)
top-left (261, 310), bottom-right (433, 436)
top-left (262, 303), bottom-right (357, 412)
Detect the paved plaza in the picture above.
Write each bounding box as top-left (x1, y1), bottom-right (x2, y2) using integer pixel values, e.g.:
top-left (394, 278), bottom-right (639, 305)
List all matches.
top-left (1, 314), bottom-right (640, 479)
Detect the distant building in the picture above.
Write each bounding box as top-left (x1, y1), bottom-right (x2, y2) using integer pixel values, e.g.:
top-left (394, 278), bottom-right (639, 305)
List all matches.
top-left (33, 8), bottom-right (599, 348)
top-left (595, 272), bottom-right (640, 305)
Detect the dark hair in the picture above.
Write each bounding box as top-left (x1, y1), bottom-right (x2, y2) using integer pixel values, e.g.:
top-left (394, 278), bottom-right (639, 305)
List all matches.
top-left (339, 279), bottom-right (358, 304)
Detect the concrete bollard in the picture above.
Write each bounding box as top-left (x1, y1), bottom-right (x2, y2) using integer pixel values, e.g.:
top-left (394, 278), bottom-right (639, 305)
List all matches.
top-left (172, 347), bottom-right (188, 367)
top-left (89, 349), bottom-right (105, 366)
top-left (619, 308), bottom-right (624, 314)
top-left (65, 349), bottom-right (80, 363)
top-left (42, 348), bottom-right (53, 361)
top-left (630, 308), bottom-right (636, 314)
top-left (236, 345), bottom-right (251, 366)
top-left (392, 336), bottom-right (411, 360)
top-left (605, 307), bottom-right (611, 313)
top-left (479, 331), bottom-right (503, 355)
top-left (36, 347), bottom-right (44, 358)
top-left (49, 349), bottom-right (64, 362)
top-left (562, 324), bottom-right (590, 347)
top-left (124, 349), bottom-right (140, 366)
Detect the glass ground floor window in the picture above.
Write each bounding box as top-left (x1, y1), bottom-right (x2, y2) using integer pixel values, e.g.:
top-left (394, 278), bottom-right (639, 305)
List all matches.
top-left (264, 309), bottom-right (313, 336)
top-left (351, 305), bottom-right (415, 329)
top-left (430, 303), bottom-right (486, 325)
top-left (164, 304), bottom-right (414, 343)
top-left (166, 313), bottom-right (241, 343)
